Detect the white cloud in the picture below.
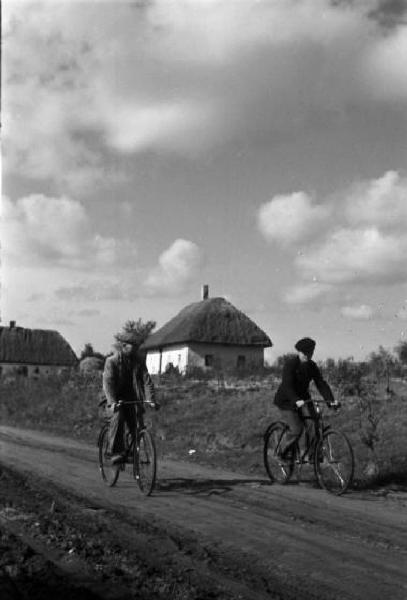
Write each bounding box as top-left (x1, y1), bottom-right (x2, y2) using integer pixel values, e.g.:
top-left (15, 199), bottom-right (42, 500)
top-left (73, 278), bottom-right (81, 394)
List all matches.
top-left (148, 0), bottom-right (369, 63)
top-left (0, 194), bottom-right (137, 269)
top-left (345, 171), bottom-right (407, 230)
top-left (258, 192), bottom-right (330, 246)
top-left (274, 170), bottom-right (407, 305)
top-left (54, 280), bottom-right (139, 302)
top-left (296, 227), bottom-right (405, 285)
top-left (3, 1), bottom-right (407, 190)
top-left (396, 303), bottom-right (407, 320)
top-left (341, 304), bottom-right (374, 320)
top-left (101, 101), bottom-right (215, 154)
top-left (145, 239), bottom-right (202, 296)
top-left (362, 25), bottom-right (407, 102)
top-left (284, 282), bottom-right (333, 305)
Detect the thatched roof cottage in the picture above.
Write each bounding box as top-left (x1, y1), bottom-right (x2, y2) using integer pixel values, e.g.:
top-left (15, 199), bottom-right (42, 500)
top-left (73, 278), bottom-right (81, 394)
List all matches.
top-left (143, 286), bottom-right (272, 374)
top-left (0, 322), bottom-right (78, 377)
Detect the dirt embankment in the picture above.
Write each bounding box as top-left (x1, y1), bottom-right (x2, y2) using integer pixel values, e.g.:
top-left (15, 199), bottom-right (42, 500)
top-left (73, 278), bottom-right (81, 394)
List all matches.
top-left (1, 425), bottom-right (407, 600)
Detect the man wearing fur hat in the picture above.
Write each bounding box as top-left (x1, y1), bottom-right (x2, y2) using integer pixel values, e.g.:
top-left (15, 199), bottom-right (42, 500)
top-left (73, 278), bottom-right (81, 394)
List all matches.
top-left (103, 331), bottom-right (158, 465)
top-left (274, 337), bottom-right (338, 459)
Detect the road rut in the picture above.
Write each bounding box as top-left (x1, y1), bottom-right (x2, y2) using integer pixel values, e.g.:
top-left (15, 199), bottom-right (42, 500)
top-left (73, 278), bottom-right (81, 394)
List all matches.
top-left (1, 425), bottom-right (406, 600)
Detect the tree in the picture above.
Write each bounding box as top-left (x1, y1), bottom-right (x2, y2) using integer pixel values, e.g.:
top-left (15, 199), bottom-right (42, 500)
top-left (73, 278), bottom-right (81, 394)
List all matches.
top-left (271, 353), bottom-right (294, 376)
top-left (80, 343), bottom-right (95, 360)
top-left (367, 345), bottom-right (396, 392)
top-left (114, 318), bottom-right (156, 350)
top-left (394, 340), bottom-right (407, 365)
top-left (80, 343), bottom-right (103, 360)
top-left (79, 343), bottom-right (105, 362)
top-left (368, 345), bottom-right (395, 374)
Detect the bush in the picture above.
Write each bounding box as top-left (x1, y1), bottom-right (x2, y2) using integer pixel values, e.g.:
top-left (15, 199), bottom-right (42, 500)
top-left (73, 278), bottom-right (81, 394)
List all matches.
top-left (1, 371), bottom-right (406, 489)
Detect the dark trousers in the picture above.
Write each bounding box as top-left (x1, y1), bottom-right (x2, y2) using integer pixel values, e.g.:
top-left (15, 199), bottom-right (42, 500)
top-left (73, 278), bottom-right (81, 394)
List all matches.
top-left (279, 405), bottom-right (316, 454)
top-left (279, 409), bottom-right (304, 454)
top-left (107, 403), bottom-right (144, 455)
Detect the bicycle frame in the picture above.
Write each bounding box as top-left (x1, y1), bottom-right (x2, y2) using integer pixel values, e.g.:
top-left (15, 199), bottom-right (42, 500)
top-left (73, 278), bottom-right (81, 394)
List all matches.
top-left (115, 400), bottom-right (146, 465)
top-left (295, 400), bottom-right (331, 464)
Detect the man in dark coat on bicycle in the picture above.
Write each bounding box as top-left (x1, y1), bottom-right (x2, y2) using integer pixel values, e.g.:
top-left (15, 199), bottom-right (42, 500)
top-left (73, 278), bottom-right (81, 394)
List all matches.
top-left (103, 331), bottom-right (158, 464)
top-left (274, 337), bottom-right (338, 458)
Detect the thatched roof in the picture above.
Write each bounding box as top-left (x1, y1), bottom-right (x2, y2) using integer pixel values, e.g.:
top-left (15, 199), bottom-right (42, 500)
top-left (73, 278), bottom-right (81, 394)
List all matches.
top-left (142, 297), bottom-right (272, 349)
top-left (0, 325), bottom-right (78, 366)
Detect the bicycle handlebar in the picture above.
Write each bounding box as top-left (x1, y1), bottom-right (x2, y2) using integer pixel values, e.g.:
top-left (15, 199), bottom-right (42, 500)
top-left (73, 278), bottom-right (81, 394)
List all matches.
top-left (117, 400), bottom-right (138, 405)
top-left (302, 399), bottom-right (341, 410)
top-left (116, 400), bottom-right (160, 410)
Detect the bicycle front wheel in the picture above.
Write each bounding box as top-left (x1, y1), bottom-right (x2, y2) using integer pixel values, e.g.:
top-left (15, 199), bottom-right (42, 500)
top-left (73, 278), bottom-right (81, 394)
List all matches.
top-left (133, 430), bottom-right (156, 496)
top-left (98, 425), bottom-right (120, 487)
top-left (315, 429), bottom-right (354, 495)
top-left (263, 423), bottom-right (294, 484)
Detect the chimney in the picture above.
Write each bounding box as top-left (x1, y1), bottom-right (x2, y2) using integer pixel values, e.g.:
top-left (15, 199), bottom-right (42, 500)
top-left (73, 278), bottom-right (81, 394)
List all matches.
top-left (9, 321), bottom-right (16, 328)
top-left (201, 284), bottom-right (209, 301)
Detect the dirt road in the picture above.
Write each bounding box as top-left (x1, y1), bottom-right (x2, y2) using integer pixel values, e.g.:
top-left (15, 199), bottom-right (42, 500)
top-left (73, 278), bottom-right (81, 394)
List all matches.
top-left (1, 425), bottom-right (406, 600)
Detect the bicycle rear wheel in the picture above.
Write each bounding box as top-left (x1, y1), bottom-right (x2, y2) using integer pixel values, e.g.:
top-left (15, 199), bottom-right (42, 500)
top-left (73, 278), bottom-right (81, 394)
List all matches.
top-left (98, 425), bottom-right (120, 487)
top-left (133, 430), bottom-right (156, 496)
top-left (314, 429), bottom-right (354, 495)
top-left (263, 423), bottom-right (294, 484)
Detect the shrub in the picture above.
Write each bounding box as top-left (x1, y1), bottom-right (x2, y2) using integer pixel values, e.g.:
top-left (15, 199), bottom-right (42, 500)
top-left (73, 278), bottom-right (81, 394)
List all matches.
top-left (1, 370), bottom-right (406, 488)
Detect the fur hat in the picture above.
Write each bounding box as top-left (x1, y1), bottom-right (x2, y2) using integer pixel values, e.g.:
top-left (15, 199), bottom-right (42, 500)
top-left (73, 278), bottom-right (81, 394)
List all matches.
top-left (295, 337), bottom-right (316, 355)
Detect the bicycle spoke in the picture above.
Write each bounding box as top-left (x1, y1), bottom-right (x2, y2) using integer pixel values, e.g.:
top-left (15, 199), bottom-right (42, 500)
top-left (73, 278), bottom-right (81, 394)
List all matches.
top-left (315, 430), bottom-right (354, 495)
top-left (134, 430), bottom-right (156, 496)
top-left (264, 424), bottom-right (294, 484)
top-left (98, 426), bottom-right (120, 487)
top-left (325, 437), bottom-right (346, 486)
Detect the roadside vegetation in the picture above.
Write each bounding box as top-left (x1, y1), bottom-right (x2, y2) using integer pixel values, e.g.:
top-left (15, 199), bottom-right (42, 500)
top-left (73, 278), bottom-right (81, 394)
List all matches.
top-left (1, 343), bottom-right (407, 490)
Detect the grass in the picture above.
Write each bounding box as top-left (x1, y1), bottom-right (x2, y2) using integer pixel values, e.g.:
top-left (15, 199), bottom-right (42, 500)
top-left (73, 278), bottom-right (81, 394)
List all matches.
top-left (1, 372), bottom-right (406, 489)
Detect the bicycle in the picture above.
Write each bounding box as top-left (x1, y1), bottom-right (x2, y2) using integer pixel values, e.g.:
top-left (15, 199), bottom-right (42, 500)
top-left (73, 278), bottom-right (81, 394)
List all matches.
top-left (98, 400), bottom-right (158, 496)
top-left (263, 399), bottom-right (354, 495)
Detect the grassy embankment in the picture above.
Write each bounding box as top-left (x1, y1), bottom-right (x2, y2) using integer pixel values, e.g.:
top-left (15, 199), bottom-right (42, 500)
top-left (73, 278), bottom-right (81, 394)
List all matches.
top-left (1, 372), bottom-right (406, 488)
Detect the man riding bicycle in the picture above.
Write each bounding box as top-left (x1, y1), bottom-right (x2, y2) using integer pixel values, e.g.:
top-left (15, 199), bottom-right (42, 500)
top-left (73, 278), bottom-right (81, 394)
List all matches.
top-left (274, 337), bottom-right (338, 459)
top-left (102, 331), bottom-right (158, 465)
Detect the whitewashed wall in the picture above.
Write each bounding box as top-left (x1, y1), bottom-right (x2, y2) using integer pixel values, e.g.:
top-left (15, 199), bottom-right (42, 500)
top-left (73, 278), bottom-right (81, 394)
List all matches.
top-left (188, 343), bottom-right (264, 371)
top-left (146, 345), bottom-right (189, 374)
top-left (146, 343), bottom-right (264, 374)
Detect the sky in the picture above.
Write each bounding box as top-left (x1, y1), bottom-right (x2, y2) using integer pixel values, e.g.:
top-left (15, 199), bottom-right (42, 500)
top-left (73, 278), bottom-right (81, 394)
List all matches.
top-left (1, 0), bottom-right (407, 363)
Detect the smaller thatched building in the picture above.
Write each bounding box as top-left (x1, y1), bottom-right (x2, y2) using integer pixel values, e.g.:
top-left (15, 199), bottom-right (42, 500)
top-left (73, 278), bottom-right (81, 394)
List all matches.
top-left (0, 322), bottom-right (78, 377)
top-left (79, 356), bottom-right (105, 373)
top-left (143, 286), bottom-right (272, 374)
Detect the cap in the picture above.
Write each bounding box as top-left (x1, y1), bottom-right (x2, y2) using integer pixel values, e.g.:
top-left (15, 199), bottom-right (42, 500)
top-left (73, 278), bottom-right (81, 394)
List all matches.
top-left (294, 337), bottom-right (316, 355)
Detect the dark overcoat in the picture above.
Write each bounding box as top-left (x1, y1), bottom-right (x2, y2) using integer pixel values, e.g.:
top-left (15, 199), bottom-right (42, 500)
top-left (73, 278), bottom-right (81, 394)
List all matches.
top-left (274, 355), bottom-right (334, 410)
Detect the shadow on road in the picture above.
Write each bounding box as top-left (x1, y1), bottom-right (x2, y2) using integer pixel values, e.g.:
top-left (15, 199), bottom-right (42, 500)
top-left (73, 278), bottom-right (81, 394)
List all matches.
top-left (157, 477), bottom-right (270, 495)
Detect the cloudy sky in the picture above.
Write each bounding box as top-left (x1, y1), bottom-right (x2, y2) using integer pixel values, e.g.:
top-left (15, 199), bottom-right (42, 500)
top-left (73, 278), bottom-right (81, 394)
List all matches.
top-left (1, 0), bottom-right (407, 362)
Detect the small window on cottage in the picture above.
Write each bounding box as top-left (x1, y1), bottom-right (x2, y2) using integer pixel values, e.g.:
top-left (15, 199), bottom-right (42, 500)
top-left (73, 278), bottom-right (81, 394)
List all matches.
top-left (17, 365), bottom-right (28, 376)
top-left (204, 354), bottom-right (214, 367)
top-left (237, 355), bottom-right (246, 369)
